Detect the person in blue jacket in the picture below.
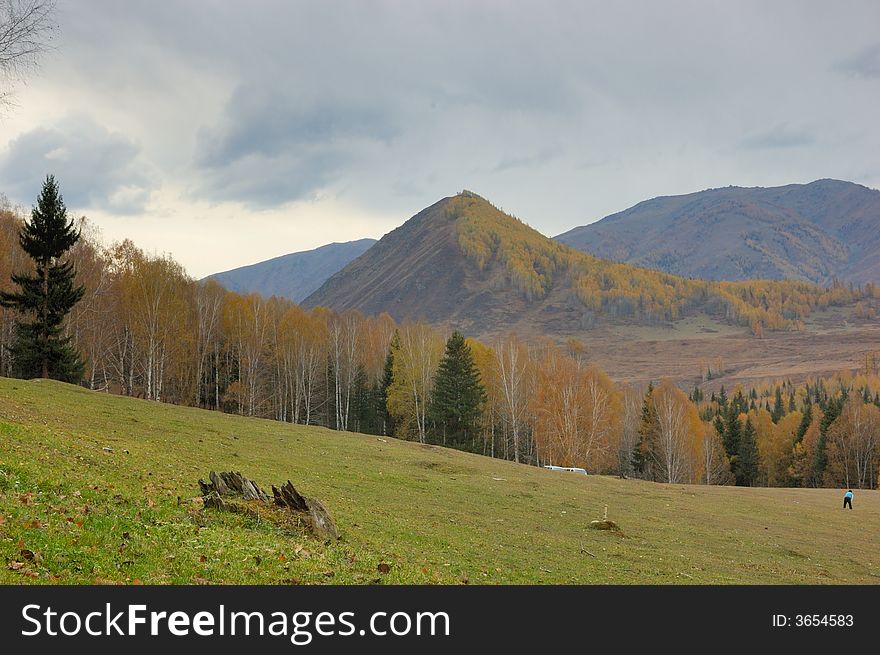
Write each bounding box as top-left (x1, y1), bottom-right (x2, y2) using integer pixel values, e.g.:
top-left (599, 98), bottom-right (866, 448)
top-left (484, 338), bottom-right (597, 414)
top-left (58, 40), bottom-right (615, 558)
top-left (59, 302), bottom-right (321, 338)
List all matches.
top-left (843, 489), bottom-right (853, 509)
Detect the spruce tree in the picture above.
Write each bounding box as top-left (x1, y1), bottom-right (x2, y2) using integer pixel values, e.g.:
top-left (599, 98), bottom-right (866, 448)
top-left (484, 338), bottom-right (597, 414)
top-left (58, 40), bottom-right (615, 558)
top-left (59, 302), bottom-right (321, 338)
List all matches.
top-left (794, 402), bottom-right (812, 443)
top-left (0, 176), bottom-right (84, 382)
top-left (379, 332), bottom-right (398, 436)
top-left (632, 382), bottom-right (655, 479)
top-left (771, 386), bottom-right (785, 423)
top-left (722, 405), bottom-right (741, 478)
top-left (717, 385), bottom-right (728, 408)
top-left (428, 331), bottom-right (486, 451)
top-left (736, 417), bottom-right (759, 486)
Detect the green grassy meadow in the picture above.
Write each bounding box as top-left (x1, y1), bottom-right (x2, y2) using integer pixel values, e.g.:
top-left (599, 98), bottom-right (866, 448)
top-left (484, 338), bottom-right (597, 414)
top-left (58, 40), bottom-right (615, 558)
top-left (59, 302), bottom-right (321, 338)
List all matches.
top-left (0, 378), bottom-right (877, 585)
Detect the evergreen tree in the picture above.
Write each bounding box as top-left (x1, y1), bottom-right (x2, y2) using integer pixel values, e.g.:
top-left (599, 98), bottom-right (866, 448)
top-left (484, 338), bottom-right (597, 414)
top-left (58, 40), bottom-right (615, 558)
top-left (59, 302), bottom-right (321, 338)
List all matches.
top-left (350, 364), bottom-right (383, 435)
top-left (722, 405), bottom-right (742, 475)
top-left (771, 386), bottom-right (785, 423)
top-left (632, 382), bottom-right (655, 479)
top-left (428, 331), bottom-right (486, 451)
top-left (717, 385), bottom-right (728, 408)
top-left (379, 332), bottom-right (398, 436)
top-left (794, 402), bottom-right (812, 443)
top-left (736, 417), bottom-right (759, 486)
top-left (0, 176), bottom-right (84, 382)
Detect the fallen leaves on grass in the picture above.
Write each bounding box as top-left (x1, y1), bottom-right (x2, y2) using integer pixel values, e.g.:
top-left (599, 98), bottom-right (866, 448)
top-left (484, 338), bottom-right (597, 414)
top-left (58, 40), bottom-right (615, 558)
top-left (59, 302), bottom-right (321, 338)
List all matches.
top-left (377, 562), bottom-right (391, 574)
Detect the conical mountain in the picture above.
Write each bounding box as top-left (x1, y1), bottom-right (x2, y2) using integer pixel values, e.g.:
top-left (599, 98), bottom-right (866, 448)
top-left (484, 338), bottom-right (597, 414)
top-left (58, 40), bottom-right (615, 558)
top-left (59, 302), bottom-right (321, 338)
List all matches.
top-left (304, 191), bottom-right (862, 336)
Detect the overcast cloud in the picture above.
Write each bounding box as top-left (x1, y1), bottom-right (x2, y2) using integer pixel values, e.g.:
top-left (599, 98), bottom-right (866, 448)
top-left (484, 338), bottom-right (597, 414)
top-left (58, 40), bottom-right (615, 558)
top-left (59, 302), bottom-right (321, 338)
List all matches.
top-left (1, 0), bottom-right (879, 277)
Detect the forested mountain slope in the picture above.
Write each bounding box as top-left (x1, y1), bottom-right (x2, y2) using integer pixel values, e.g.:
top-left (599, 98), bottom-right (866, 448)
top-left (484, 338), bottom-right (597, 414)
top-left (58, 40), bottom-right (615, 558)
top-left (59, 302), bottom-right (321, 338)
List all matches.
top-left (305, 192), bottom-right (866, 336)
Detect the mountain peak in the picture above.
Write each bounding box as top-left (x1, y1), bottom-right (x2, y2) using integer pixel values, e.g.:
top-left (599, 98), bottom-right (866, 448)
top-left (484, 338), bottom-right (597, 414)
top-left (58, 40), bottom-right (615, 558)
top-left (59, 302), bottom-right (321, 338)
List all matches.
top-left (556, 179), bottom-right (880, 284)
top-left (305, 192), bottom-right (856, 337)
top-left (208, 238), bottom-right (377, 302)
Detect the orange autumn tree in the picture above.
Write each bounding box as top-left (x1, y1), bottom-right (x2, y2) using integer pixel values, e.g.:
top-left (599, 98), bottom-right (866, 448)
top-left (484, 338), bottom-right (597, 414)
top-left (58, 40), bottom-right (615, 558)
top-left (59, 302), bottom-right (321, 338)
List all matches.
top-left (531, 341), bottom-right (620, 471)
top-left (648, 379), bottom-right (702, 483)
top-left (825, 397), bottom-right (880, 489)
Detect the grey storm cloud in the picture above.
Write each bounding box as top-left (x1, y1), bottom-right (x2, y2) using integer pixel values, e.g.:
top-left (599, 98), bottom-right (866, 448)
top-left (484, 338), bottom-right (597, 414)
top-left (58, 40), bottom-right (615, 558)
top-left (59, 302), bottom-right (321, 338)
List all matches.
top-left (192, 84), bottom-right (398, 205)
top-left (837, 44), bottom-right (880, 79)
top-left (0, 116), bottom-right (152, 214)
top-left (196, 86), bottom-right (397, 168)
top-left (741, 124), bottom-right (816, 150)
top-left (194, 148), bottom-right (349, 208)
top-left (2, 0), bottom-right (880, 266)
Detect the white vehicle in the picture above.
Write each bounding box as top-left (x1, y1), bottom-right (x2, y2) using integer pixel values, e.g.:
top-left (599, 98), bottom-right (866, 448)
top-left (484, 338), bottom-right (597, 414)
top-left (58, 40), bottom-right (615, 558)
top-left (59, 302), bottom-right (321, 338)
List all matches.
top-left (543, 465), bottom-right (588, 475)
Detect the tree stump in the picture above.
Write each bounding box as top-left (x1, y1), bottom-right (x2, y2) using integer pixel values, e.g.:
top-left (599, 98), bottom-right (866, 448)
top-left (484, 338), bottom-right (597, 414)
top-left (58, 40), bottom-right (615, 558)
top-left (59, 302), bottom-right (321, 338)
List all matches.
top-left (199, 471), bottom-right (268, 501)
top-left (272, 481), bottom-right (339, 540)
top-left (199, 471), bottom-right (337, 540)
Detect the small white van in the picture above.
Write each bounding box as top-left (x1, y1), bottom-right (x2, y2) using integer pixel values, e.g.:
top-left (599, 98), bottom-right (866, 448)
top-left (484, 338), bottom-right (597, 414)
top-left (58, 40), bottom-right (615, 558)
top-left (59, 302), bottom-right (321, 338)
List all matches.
top-left (543, 465), bottom-right (588, 475)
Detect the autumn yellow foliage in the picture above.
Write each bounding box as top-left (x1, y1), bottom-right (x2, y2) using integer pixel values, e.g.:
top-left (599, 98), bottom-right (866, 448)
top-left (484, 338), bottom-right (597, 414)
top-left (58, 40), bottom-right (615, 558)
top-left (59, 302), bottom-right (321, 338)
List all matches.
top-left (451, 192), bottom-right (865, 330)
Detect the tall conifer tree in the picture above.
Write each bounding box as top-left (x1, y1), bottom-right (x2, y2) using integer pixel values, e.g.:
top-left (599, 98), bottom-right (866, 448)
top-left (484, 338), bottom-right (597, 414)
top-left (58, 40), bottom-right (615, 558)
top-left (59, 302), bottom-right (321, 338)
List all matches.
top-left (379, 331), bottom-right (398, 436)
top-left (737, 417), bottom-right (759, 486)
top-left (0, 176), bottom-right (84, 382)
top-left (428, 331), bottom-right (486, 451)
top-left (633, 382), bottom-right (656, 479)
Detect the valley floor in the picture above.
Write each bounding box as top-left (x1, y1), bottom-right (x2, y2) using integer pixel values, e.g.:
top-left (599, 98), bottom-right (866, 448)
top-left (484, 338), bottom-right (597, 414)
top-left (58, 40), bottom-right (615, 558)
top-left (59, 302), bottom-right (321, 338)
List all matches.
top-left (0, 378), bottom-right (877, 584)
top-left (541, 311), bottom-right (880, 389)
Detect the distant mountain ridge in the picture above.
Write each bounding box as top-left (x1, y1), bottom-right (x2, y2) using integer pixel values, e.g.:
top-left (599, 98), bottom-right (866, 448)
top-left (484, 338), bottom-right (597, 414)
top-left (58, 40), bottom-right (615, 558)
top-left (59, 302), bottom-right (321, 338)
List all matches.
top-left (556, 179), bottom-right (880, 285)
top-left (207, 238), bottom-right (376, 302)
top-left (304, 191), bottom-right (861, 336)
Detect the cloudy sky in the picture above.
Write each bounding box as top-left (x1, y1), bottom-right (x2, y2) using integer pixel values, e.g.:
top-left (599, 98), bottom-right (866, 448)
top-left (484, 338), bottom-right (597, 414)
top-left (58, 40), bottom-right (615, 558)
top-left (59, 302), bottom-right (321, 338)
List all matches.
top-left (1, 0), bottom-right (879, 277)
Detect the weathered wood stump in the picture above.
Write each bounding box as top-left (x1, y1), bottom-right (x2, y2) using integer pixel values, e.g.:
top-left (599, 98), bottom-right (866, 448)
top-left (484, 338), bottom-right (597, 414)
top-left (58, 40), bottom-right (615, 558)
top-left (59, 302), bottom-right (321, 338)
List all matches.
top-left (199, 471), bottom-right (269, 501)
top-left (198, 471), bottom-right (338, 540)
top-left (272, 480), bottom-right (339, 541)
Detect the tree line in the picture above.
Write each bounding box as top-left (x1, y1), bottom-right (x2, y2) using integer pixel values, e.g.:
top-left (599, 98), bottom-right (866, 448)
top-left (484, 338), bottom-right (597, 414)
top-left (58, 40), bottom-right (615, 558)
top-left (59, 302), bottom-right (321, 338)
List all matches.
top-left (2, 179), bottom-right (879, 488)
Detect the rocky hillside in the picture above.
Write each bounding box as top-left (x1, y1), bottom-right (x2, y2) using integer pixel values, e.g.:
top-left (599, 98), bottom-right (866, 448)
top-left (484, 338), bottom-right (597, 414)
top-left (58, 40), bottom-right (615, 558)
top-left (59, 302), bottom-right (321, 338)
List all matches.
top-left (556, 179), bottom-right (880, 285)
top-left (207, 238), bottom-right (376, 302)
top-left (304, 192), bottom-right (864, 336)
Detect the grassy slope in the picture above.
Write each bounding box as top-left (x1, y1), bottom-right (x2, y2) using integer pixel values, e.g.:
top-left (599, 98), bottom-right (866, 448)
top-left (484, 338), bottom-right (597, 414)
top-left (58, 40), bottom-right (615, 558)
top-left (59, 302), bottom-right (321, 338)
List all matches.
top-left (1, 378), bottom-right (878, 585)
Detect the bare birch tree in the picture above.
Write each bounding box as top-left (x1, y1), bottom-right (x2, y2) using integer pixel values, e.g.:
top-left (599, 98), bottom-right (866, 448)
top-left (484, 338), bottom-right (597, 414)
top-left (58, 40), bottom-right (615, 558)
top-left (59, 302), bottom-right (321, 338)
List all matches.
top-left (1, 0), bottom-right (56, 106)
